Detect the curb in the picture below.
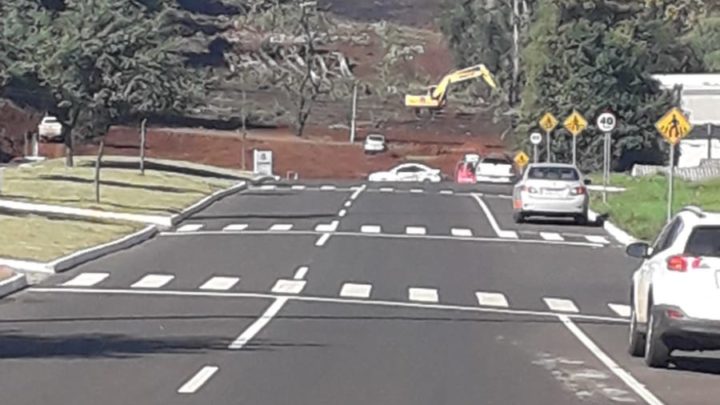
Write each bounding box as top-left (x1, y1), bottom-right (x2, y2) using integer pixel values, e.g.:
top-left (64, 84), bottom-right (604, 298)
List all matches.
top-left (169, 181), bottom-right (248, 226)
top-left (0, 273), bottom-right (28, 298)
top-left (589, 209), bottom-right (636, 247)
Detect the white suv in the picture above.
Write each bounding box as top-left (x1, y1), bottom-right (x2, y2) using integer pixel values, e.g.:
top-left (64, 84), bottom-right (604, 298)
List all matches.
top-left (626, 206), bottom-right (720, 368)
top-left (363, 134), bottom-right (386, 154)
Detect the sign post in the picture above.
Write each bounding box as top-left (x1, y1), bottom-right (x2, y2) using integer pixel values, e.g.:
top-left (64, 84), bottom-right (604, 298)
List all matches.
top-left (539, 113), bottom-right (558, 163)
top-left (563, 110), bottom-right (588, 166)
top-left (596, 112), bottom-right (617, 203)
top-left (530, 132), bottom-right (542, 163)
top-left (656, 107), bottom-right (692, 221)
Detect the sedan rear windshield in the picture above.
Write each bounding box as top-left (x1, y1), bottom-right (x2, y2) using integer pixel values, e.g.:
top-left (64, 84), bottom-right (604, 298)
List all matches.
top-left (527, 167), bottom-right (579, 181)
top-left (482, 158), bottom-right (511, 165)
top-left (367, 135), bottom-right (385, 141)
top-left (685, 226), bottom-right (720, 257)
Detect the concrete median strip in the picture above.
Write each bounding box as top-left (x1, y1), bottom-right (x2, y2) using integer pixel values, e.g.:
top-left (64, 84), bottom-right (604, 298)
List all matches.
top-left (0, 272), bottom-right (28, 298)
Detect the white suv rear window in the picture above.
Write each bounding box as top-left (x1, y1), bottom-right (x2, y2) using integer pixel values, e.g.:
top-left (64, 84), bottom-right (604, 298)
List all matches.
top-left (685, 226), bottom-right (720, 257)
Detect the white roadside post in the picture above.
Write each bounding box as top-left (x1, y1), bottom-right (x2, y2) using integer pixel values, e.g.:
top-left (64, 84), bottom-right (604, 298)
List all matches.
top-left (656, 108), bottom-right (692, 222)
top-left (350, 81), bottom-right (358, 144)
top-left (530, 132), bottom-right (542, 163)
top-left (596, 111), bottom-right (617, 204)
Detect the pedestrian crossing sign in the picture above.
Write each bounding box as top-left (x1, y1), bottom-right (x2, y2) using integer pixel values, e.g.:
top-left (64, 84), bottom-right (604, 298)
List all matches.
top-left (656, 107), bottom-right (692, 145)
top-left (514, 151), bottom-right (529, 168)
top-left (563, 110), bottom-right (588, 137)
top-left (539, 112), bottom-right (558, 133)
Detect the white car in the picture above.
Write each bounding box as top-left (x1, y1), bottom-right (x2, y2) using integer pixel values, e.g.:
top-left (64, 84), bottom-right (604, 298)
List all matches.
top-left (368, 163), bottom-right (442, 183)
top-left (512, 163), bottom-right (590, 224)
top-left (475, 155), bottom-right (515, 183)
top-left (364, 134), bottom-right (387, 154)
top-left (626, 206), bottom-right (720, 368)
top-left (38, 115), bottom-right (62, 141)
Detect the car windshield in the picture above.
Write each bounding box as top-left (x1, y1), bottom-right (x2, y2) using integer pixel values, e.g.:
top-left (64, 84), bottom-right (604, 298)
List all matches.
top-left (528, 167), bottom-right (579, 181)
top-left (685, 226), bottom-right (720, 257)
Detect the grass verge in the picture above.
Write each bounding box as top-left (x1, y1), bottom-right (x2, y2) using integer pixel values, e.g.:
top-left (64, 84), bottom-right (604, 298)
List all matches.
top-left (590, 174), bottom-right (720, 241)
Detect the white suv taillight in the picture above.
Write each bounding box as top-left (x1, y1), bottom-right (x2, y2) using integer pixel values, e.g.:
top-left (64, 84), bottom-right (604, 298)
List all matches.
top-left (666, 255), bottom-right (706, 272)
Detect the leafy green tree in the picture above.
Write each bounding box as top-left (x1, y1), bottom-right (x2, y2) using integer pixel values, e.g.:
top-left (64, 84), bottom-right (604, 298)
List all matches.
top-left (685, 16), bottom-right (720, 71)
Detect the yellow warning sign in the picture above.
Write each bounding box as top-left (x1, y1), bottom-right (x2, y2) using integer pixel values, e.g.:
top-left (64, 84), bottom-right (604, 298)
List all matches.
top-left (539, 112), bottom-right (559, 133)
top-left (563, 110), bottom-right (588, 137)
top-left (656, 107), bottom-right (692, 145)
top-left (514, 151), bottom-right (530, 168)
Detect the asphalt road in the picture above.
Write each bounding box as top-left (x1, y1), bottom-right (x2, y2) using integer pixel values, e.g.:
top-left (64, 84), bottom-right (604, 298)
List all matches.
top-left (1, 180), bottom-right (719, 404)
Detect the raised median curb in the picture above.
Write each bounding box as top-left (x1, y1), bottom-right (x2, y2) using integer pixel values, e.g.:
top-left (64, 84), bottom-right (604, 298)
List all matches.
top-left (169, 181), bottom-right (248, 226)
top-left (0, 270), bottom-right (28, 298)
top-left (589, 209), bottom-right (636, 247)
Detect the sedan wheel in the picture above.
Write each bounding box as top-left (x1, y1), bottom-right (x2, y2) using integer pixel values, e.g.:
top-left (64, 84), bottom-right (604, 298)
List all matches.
top-left (644, 310), bottom-right (671, 368)
top-left (628, 308), bottom-right (646, 357)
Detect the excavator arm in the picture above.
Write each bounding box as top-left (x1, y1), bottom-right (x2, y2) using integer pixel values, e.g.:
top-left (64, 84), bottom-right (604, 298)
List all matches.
top-left (404, 64), bottom-right (497, 109)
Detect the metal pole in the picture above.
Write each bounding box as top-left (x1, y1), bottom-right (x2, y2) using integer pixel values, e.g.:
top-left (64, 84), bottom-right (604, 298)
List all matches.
top-left (602, 132), bottom-right (608, 203)
top-left (668, 144), bottom-right (675, 222)
top-left (350, 82), bottom-right (358, 143)
top-left (546, 130), bottom-right (551, 162)
top-left (708, 123), bottom-right (713, 161)
top-left (572, 135), bottom-right (577, 166)
top-left (533, 144), bottom-right (539, 163)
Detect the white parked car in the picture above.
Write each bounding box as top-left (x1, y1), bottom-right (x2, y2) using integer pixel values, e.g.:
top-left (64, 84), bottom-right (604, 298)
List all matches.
top-left (364, 134), bottom-right (387, 154)
top-left (626, 206), bottom-right (720, 368)
top-left (368, 163), bottom-right (442, 183)
top-left (475, 154), bottom-right (515, 183)
top-left (512, 163), bottom-right (590, 224)
top-left (38, 115), bottom-right (63, 141)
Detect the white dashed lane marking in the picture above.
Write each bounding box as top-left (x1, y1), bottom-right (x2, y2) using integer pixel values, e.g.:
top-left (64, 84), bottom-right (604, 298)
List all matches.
top-left (293, 266), bottom-right (309, 280)
top-left (451, 228), bottom-right (473, 237)
top-left (405, 226), bottom-right (427, 235)
top-left (62, 272), bottom-right (109, 287)
top-left (439, 190), bottom-right (454, 195)
top-left (177, 365), bottom-right (219, 394)
top-left (339, 283), bottom-right (372, 298)
top-left (338, 209), bottom-right (347, 217)
top-left (379, 187), bottom-right (394, 192)
top-left (475, 292), bottom-right (509, 308)
top-left (543, 297), bottom-right (580, 313)
top-left (608, 303), bottom-right (631, 318)
top-left (408, 287), bottom-right (439, 303)
top-left (361, 225), bottom-right (382, 234)
top-left (199, 276), bottom-right (240, 291)
top-left (540, 232), bottom-right (564, 241)
top-left (315, 233), bottom-right (331, 246)
top-left (131, 274), bottom-right (175, 289)
top-left (177, 224), bottom-right (203, 232)
top-left (320, 185), bottom-right (336, 191)
top-left (344, 201), bottom-right (352, 207)
top-left (585, 235), bottom-right (610, 244)
top-left (269, 224), bottom-right (293, 231)
top-left (315, 221), bottom-right (339, 232)
top-left (223, 224), bottom-right (248, 231)
top-left (271, 279), bottom-right (307, 294)
top-left (291, 185), bottom-right (306, 190)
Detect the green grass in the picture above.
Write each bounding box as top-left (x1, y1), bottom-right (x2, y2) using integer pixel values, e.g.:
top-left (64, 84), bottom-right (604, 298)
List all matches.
top-left (0, 214), bottom-right (144, 261)
top-left (589, 174), bottom-right (720, 241)
top-left (1, 158), bottom-right (234, 215)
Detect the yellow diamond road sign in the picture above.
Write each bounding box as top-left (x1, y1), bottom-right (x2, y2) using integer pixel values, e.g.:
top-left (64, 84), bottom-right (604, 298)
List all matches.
top-left (563, 110), bottom-right (588, 137)
top-left (539, 112), bottom-right (558, 132)
top-left (656, 107), bottom-right (692, 145)
top-left (514, 151), bottom-right (529, 168)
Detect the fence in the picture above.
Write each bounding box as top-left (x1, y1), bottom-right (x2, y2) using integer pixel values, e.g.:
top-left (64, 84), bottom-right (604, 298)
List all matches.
top-left (632, 159), bottom-right (720, 182)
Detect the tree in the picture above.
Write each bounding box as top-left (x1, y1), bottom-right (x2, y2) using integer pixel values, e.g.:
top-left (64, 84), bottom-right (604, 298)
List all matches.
top-left (685, 16), bottom-right (720, 71)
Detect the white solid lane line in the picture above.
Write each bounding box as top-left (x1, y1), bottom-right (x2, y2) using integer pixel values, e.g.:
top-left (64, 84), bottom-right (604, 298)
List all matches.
top-left (559, 315), bottom-right (664, 405)
top-left (177, 365), bottom-right (220, 394)
top-left (405, 226), bottom-right (427, 235)
top-left (471, 194), bottom-right (519, 239)
top-left (315, 233), bottom-right (331, 246)
top-left (320, 185), bottom-right (337, 190)
top-left (361, 225), bottom-right (382, 233)
top-left (339, 283), bottom-right (372, 298)
top-left (229, 297), bottom-right (289, 350)
top-left (543, 297), bottom-right (580, 313)
top-left (291, 185), bottom-right (306, 190)
top-left (199, 276), bottom-right (239, 291)
top-left (223, 224), bottom-right (248, 231)
top-left (451, 228), bottom-right (473, 237)
top-left (269, 224), bottom-right (293, 231)
top-left (475, 292), bottom-right (509, 308)
top-left (608, 303), bottom-right (631, 318)
top-left (586, 235), bottom-right (610, 244)
top-left (177, 224), bottom-right (204, 232)
top-left (293, 266), bottom-right (309, 280)
top-left (271, 279), bottom-right (307, 294)
top-left (540, 232), bottom-right (564, 241)
top-left (62, 272), bottom-right (109, 287)
top-left (408, 287), bottom-right (439, 303)
top-left (131, 274), bottom-right (175, 289)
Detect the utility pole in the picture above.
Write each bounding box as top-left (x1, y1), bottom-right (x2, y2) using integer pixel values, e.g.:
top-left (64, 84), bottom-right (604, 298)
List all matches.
top-left (350, 81), bottom-right (358, 143)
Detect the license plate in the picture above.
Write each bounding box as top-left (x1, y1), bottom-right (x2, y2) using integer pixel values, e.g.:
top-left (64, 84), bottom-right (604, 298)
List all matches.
top-left (543, 189), bottom-right (564, 196)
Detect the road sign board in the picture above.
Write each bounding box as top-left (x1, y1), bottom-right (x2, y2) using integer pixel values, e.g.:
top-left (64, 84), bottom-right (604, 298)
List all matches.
top-left (656, 107), bottom-right (692, 145)
top-left (596, 112), bottom-right (617, 132)
top-left (539, 113), bottom-right (558, 132)
top-left (253, 149), bottom-right (273, 176)
top-left (530, 132), bottom-right (542, 145)
top-left (514, 151), bottom-right (530, 168)
top-left (564, 110), bottom-right (588, 137)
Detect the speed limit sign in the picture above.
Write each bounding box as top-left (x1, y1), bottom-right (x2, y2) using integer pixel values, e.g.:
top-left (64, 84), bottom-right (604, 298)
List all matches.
top-left (596, 112), bottom-right (617, 133)
top-left (530, 132), bottom-right (542, 145)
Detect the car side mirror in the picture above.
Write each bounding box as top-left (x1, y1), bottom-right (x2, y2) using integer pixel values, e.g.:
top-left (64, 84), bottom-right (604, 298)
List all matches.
top-left (583, 178), bottom-right (592, 185)
top-left (626, 242), bottom-right (651, 259)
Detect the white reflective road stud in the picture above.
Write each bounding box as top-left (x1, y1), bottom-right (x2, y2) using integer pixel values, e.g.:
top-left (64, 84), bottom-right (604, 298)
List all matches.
top-left (62, 272), bottom-right (109, 287)
top-left (271, 279), bottom-right (307, 294)
top-left (543, 297), bottom-right (580, 313)
top-left (608, 303), bottom-right (631, 318)
top-left (451, 228), bottom-right (473, 237)
top-left (199, 276), bottom-right (240, 291)
top-left (475, 292), bottom-right (509, 308)
top-left (408, 287), bottom-right (439, 303)
top-left (223, 224), bottom-right (248, 231)
top-left (269, 224), bottom-right (293, 231)
top-left (405, 226), bottom-right (427, 235)
top-left (131, 274), bottom-right (175, 289)
top-left (540, 232), bottom-right (564, 241)
top-left (339, 283), bottom-right (372, 299)
top-left (177, 224), bottom-right (204, 232)
top-left (585, 235), bottom-right (610, 244)
top-left (360, 225), bottom-right (382, 233)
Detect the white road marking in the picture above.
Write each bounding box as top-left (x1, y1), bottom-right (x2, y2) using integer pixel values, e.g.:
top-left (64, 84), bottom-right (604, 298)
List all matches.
top-left (315, 233), bottom-right (331, 246)
top-left (408, 287), bottom-right (439, 303)
top-left (223, 224), bottom-right (248, 231)
top-left (177, 224), bottom-right (203, 232)
top-left (291, 185), bottom-right (306, 190)
top-left (451, 228), bottom-right (473, 237)
top-left (344, 201), bottom-right (352, 207)
top-left (475, 292), bottom-right (509, 308)
top-left (315, 221), bottom-right (339, 232)
top-left (131, 274), bottom-right (175, 289)
top-left (229, 297), bottom-right (289, 350)
top-left (439, 190), bottom-right (454, 195)
top-left (379, 187), bottom-right (394, 192)
top-left (260, 184), bottom-right (276, 190)
top-left (585, 235), bottom-right (610, 244)
top-left (471, 194), bottom-right (519, 239)
top-left (293, 266), bottom-right (309, 280)
top-left (410, 188), bottom-right (424, 193)
top-left (269, 224), bottom-right (293, 231)
top-left (177, 365), bottom-right (219, 394)
top-left (271, 279), bottom-right (307, 294)
top-left (62, 272), bottom-right (109, 287)
top-left (338, 209), bottom-right (347, 217)
top-left (360, 225), bottom-right (382, 233)
top-left (199, 276), bottom-right (240, 291)
top-left (339, 283), bottom-right (372, 298)
top-left (543, 297), bottom-right (580, 313)
top-left (349, 184), bottom-right (366, 200)
top-left (559, 315), bottom-right (665, 405)
top-left (608, 303), bottom-right (631, 318)
top-left (540, 232), bottom-right (564, 241)
top-left (320, 185), bottom-right (336, 190)
top-left (406, 226), bottom-right (427, 235)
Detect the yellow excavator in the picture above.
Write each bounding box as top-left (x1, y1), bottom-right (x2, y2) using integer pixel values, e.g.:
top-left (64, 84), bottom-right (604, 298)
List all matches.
top-left (404, 64), bottom-right (497, 118)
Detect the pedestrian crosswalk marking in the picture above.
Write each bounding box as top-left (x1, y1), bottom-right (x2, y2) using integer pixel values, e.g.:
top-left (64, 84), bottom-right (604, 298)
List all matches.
top-left (361, 225), bottom-right (382, 233)
top-left (406, 226), bottom-right (427, 235)
top-left (320, 185), bottom-right (337, 190)
top-left (439, 190), bottom-right (454, 195)
top-left (585, 235), bottom-right (610, 244)
top-left (269, 224), bottom-right (293, 231)
top-left (131, 274), bottom-right (175, 289)
top-left (291, 185), bottom-right (306, 190)
top-left (223, 224), bottom-right (248, 231)
top-left (199, 276), bottom-right (240, 291)
top-left (543, 297), bottom-right (579, 313)
top-left (451, 228), bottom-right (473, 237)
top-left (540, 232), bottom-right (564, 241)
top-left (410, 189), bottom-right (424, 193)
top-left (339, 283), bottom-right (372, 298)
top-left (608, 303), bottom-right (631, 318)
top-left (408, 287), bottom-right (439, 303)
top-left (379, 187), bottom-right (394, 192)
top-left (475, 292), bottom-right (509, 308)
top-left (177, 224), bottom-right (204, 232)
top-left (271, 279), bottom-right (306, 294)
top-left (62, 272), bottom-right (109, 287)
